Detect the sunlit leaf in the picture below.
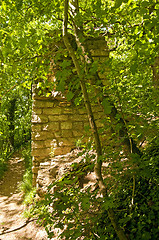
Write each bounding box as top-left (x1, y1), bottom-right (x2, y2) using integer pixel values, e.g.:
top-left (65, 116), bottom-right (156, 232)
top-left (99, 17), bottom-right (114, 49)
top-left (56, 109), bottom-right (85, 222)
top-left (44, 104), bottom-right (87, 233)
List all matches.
top-left (115, 0), bottom-right (123, 8)
top-left (66, 91), bottom-right (74, 101)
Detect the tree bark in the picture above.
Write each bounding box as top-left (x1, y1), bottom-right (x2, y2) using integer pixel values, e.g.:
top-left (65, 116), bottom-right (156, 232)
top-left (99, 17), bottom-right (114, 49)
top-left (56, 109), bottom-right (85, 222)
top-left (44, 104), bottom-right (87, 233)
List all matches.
top-left (63, 1), bottom-right (128, 239)
top-left (8, 98), bottom-right (16, 148)
top-left (152, 56), bottom-right (159, 88)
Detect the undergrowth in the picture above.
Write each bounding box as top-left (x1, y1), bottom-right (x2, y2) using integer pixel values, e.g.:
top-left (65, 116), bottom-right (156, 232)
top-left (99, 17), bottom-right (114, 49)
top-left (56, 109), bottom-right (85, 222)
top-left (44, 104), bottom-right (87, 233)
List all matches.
top-left (28, 137), bottom-right (159, 240)
top-left (18, 141), bottom-right (36, 205)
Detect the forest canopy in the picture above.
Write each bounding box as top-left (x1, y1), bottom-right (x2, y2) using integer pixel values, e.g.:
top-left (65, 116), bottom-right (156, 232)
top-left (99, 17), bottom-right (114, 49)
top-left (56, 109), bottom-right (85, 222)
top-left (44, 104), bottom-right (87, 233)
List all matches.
top-left (0, 0), bottom-right (159, 239)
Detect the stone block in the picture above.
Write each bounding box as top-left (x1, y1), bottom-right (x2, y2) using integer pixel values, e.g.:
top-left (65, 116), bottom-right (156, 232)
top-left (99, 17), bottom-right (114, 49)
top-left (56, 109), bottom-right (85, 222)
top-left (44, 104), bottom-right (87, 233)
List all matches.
top-left (58, 138), bottom-right (75, 146)
top-left (32, 131), bottom-right (52, 140)
top-left (62, 108), bottom-right (73, 114)
top-left (54, 131), bottom-right (62, 138)
top-left (41, 124), bottom-right (49, 131)
top-left (32, 124), bottom-right (41, 132)
top-left (61, 122), bottom-right (72, 130)
top-left (61, 129), bottom-right (73, 137)
top-left (43, 107), bottom-right (61, 115)
top-left (40, 115), bottom-right (49, 123)
top-left (33, 101), bottom-right (54, 108)
top-left (59, 101), bottom-right (71, 107)
top-left (32, 147), bottom-right (51, 157)
top-left (72, 122), bottom-right (84, 130)
top-left (47, 122), bottom-right (60, 131)
top-left (48, 114), bottom-right (69, 121)
top-left (69, 114), bottom-right (87, 121)
top-left (32, 156), bottom-right (47, 164)
top-left (32, 109), bottom-right (42, 115)
top-left (32, 140), bottom-right (45, 149)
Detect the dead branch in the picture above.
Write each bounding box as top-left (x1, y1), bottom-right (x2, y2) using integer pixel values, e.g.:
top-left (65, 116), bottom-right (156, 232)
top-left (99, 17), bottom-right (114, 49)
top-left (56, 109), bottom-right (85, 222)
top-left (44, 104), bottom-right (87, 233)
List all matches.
top-left (0, 218), bottom-right (38, 236)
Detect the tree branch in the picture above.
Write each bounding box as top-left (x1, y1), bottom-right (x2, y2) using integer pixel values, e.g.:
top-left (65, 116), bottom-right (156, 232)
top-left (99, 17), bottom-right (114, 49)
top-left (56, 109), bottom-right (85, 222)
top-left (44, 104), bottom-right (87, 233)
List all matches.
top-left (63, 0), bottom-right (103, 185)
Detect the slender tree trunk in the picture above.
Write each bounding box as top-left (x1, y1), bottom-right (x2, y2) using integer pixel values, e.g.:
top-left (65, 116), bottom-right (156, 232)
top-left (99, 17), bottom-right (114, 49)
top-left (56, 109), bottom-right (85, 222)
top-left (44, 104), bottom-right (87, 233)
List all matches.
top-left (63, 1), bottom-right (128, 239)
top-left (152, 56), bottom-right (159, 88)
top-left (8, 98), bottom-right (16, 148)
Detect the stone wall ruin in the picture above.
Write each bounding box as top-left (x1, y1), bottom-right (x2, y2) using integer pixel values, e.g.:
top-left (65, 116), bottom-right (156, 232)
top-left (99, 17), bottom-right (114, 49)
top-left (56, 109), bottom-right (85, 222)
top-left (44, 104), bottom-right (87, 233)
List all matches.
top-left (31, 36), bottom-right (109, 186)
top-left (32, 92), bottom-right (105, 186)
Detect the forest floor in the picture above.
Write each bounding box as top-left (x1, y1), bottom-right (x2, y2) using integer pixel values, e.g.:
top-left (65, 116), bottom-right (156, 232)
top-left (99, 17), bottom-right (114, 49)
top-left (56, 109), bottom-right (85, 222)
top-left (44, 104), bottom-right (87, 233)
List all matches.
top-left (0, 152), bottom-right (48, 240)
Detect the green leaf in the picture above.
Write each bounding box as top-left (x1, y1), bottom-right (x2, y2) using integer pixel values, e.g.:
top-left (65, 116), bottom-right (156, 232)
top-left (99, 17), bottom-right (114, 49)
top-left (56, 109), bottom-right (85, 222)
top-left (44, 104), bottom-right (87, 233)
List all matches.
top-left (84, 125), bottom-right (90, 132)
top-left (46, 93), bottom-right (51, 97)
top-left (56, 80), bottom-right (65, 92)
top-left (115, 0), bottom-right (123, 8)
top-left (141, 1), bottom-right (149, 8)
top-left (102, 98), bottom-right (112, 114)
top-left (60, 60), bottom-right (71, 69)
top-left (2, 1), bottom-right (6, 11)
top-left (81, 197), bottom-right (90, 211)
top-left (130, 62), bottom-right (137, 75)
top-left (141, 232), bottom-right (151, 240)
top-left (66, 91), bottom-right (74, 101)
top-left (103, 198), bottom-right (114, 210)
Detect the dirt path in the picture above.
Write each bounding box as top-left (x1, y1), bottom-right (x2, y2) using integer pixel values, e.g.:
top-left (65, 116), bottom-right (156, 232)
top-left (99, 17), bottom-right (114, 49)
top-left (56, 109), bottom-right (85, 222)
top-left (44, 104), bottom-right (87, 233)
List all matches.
top-left (0, 152), bottom-right (48, 240)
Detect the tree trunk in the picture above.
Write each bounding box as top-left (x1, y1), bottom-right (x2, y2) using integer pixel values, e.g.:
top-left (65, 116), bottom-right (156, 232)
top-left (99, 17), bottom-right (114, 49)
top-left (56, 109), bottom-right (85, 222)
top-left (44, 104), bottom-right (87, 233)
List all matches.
top-left (63, 1), bottom-right (129, 239)
top-left (152, 56), bottom-right (159, 88)
top-left (8, 98), bottom-right (16, 148)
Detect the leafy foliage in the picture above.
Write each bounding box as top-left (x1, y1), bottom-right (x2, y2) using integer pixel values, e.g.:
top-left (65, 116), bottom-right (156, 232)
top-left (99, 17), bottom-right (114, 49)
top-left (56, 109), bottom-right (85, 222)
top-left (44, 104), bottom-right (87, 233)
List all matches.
top-left (30, 139), bottom-right (159, 239)
top-left (0, 87), bottom-right (32, 178)
top-left (0, 0), bottom-right (159, 239)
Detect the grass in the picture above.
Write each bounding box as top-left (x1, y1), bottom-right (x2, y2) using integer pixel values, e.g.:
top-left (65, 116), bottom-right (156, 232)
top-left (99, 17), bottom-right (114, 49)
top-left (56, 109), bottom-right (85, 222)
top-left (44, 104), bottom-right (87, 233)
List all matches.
top-left (18, 142), bottom-right (37, 206)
